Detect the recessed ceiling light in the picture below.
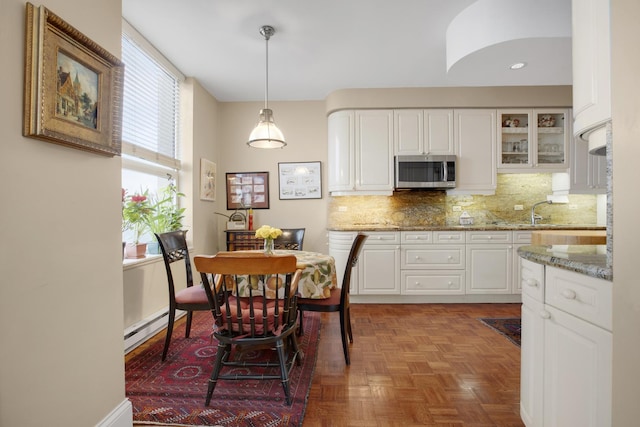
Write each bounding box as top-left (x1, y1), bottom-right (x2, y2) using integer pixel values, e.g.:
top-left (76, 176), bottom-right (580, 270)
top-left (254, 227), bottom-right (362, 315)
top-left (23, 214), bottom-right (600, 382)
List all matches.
top-left (510, 62), bottom-right (527, 70)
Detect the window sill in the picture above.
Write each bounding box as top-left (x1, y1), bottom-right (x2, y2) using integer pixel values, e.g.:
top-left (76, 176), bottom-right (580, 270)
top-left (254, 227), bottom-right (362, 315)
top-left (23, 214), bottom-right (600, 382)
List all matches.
top-left (123, 254), bottom-right (163, 270)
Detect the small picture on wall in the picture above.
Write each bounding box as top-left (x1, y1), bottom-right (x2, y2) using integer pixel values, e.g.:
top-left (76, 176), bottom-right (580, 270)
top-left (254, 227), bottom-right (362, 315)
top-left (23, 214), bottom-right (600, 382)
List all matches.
top-left (278, 161), bottom-right (322, 200)
top-left (200, 159), bottom-right (216, 201)
top-left (226, 172), bottom-right (270, 209)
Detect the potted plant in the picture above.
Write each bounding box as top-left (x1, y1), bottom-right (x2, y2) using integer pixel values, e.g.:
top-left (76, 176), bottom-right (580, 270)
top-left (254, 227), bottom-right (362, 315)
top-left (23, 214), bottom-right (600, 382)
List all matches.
top-left (145, 182), bottom-right (186, 254)
top-left (122, 189), bottom-right (153, 258)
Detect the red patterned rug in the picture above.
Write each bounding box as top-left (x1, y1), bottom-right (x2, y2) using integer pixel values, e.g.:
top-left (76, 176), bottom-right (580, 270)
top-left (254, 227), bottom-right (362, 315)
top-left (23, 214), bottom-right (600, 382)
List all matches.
top-left (126, 311), bottom-right (320, 426)
top-left (479, 317), bottom-right (521, 347)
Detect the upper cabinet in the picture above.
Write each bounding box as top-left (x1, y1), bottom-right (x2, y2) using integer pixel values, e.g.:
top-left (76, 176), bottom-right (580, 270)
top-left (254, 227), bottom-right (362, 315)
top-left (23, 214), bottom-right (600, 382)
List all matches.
top-left (450, 109), bottom-right (497, 195)
top-left (327, 110), bottom-right (394, 196)
top-left (571, 0), bottom-right (611, 144)
top-left (394, 109), bottom-right (455, 155)
top-left (497, 109), bottom-right (570, 173)
top-left (570, 137), bottom-right (607, 194)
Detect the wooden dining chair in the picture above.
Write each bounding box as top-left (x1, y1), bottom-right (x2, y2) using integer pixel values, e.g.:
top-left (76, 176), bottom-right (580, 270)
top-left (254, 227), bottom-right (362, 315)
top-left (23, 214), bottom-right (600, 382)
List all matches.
top-left (155, 230), bottom-right (211, 361)
top-left (274, 228), bottom-right (305, 250)
top-left (296, 233), bottom-right (367, 365)
top-left (194, 252), bottom-right (303, 406)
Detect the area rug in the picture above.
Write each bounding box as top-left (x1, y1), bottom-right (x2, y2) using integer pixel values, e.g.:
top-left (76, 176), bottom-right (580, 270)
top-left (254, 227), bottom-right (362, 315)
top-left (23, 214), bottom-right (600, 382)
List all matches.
top-left (478, 317), bottom-right (521, 347)
top-left (126, 311), bottom-right (321, 427)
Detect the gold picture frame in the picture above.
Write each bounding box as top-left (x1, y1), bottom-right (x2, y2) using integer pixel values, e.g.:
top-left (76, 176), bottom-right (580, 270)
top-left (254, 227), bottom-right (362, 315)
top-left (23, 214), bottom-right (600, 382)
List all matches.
top-left (23, 3), bottom-right (124, 156)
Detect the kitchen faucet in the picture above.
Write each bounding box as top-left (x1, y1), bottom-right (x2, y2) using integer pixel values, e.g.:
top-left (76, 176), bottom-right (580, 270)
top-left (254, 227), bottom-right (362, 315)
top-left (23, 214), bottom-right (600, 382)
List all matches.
top-left (530, 200), bottom-right (551, 225)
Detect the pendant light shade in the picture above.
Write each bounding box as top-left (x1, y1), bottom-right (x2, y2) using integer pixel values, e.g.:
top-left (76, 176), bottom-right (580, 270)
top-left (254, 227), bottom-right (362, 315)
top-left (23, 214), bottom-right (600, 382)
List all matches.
top-left (248, 25), bottom-right (286, 149)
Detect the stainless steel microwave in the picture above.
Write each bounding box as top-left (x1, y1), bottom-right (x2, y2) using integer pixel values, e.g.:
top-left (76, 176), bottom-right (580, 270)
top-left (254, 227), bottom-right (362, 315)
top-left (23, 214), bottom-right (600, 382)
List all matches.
top-left (394, 155), bottom-right (456, 189)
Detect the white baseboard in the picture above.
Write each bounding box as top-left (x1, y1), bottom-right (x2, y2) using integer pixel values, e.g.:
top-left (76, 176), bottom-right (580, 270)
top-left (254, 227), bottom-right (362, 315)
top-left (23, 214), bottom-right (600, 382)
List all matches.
top-left (124, 307), bottom-right (186, 354)
top-left (96, 399), bottom-right (132, 427)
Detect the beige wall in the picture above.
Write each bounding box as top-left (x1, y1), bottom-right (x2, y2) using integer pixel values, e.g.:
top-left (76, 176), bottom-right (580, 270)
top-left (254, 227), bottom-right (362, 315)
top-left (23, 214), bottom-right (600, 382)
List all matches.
top-left (0, 0), bottom-right (126, 426)
top-left (215, 101), bottom-right (329, 253)
top-left (611, 0), bottom-right (640, 424)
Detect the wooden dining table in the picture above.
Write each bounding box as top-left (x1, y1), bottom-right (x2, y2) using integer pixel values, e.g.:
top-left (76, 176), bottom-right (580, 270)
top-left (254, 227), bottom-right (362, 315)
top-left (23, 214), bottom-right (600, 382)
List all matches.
top-left (231, 249), bottom-right (338, 299)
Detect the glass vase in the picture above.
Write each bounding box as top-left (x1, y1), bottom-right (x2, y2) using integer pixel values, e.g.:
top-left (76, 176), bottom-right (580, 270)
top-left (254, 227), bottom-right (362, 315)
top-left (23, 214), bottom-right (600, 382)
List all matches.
top-left (263, 238), bottom-right (274, 254)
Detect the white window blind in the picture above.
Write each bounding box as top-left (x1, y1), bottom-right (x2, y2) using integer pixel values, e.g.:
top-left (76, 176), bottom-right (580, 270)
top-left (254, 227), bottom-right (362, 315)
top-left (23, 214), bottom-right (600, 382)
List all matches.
top-left (121, 21), bottom-right (183, 169)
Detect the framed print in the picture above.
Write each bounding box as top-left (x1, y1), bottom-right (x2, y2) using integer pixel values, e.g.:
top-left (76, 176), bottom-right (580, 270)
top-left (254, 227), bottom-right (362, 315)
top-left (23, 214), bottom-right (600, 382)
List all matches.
top-left (23, 3), bottom-right (124, 156)
top-left (200, 159), bottom-right (216, 201)
top-left (226, 172), bottom-right (270, 209)
top-left (278, 161), bottom-right (322, 200)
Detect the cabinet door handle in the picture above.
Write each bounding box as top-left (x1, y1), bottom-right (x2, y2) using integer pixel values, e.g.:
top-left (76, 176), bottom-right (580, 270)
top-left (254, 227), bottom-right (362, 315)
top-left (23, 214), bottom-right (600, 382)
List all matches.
top-left (525, 278), bottom-right (538, 287)
top-left (447, 255), bottom-right (453, 260)
top-left (561, 289), bottom-right (577, 300)
top-left (539, 310), bottom-right (551, 319)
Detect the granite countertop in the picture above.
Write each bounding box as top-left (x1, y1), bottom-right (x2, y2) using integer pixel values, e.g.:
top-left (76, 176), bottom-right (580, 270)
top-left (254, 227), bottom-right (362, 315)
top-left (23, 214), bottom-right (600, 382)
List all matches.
top-left (518, 245), bottom-right (612, 281)
top-left (327, 224), bottom-right (606, 232)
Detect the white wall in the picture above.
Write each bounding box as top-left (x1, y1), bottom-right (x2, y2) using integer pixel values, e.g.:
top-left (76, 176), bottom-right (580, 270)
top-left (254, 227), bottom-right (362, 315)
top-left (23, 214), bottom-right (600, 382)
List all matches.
top-left (610, 0), bottom-right (640, 424)
top-left (0, 0), bottom-right (126, 426)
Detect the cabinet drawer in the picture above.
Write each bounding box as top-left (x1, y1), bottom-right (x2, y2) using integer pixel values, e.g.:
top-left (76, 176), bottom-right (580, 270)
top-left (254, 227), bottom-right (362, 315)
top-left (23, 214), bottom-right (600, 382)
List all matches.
top-left (513, 231), bottom-right (532, 244)
top-left (433, 231), bottom-right (465, 243)
top-left (401, 231), bottom-right (432, 244)
top-left (545, 267), bottom-right (612, 331)
top-left (363, 231), bottom-right (400, 245)
top-left (401, 270), bottom-right (465, 295)
top-left (520, 258), bottom-right (545, 302)
top-left (466, 230), bottom-right (512, 243)
top-left (401, 245), bottom-right (465, 269)
top-left (328, 231), bottom-right (357, 246)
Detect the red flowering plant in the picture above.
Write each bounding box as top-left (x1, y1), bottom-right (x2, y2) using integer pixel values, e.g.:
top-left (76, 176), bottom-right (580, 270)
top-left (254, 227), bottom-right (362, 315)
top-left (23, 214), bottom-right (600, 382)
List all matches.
top-left (122, 189), bottom-right (153, 244)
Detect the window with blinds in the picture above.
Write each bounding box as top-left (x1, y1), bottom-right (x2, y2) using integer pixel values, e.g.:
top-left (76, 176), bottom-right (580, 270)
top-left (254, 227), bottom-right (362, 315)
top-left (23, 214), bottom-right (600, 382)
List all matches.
top-left (121, 20), bottom-right (185, 248)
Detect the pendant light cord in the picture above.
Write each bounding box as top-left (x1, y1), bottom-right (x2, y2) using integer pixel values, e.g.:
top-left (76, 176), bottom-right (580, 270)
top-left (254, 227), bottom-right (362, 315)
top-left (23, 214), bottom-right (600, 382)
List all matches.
top-left (264, 33), bottom-right (269, 110)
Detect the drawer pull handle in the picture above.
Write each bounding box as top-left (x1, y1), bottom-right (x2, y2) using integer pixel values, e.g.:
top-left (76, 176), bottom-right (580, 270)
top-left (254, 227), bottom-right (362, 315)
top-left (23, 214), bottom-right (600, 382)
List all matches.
top-left (488, 236), bottom-right (493, 240)
top-left (525, 278), bottom-right (538, 287)
top-left (447, 255), bottom-right (453, 260)
top-left (561, 289), bottom-right (577, 300)
top-left (539, 311), bottom-right (551, 319)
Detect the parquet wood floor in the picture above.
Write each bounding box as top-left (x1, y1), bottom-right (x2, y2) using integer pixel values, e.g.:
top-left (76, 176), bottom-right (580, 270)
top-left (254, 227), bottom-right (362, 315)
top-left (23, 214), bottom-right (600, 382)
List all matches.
top-left (303, 303), bottom-right (524, 427)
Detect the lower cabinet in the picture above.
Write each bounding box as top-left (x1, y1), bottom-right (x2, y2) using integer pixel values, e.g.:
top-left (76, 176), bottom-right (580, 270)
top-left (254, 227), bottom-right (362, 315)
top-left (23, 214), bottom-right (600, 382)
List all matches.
top-left (357, 232), bottom-right (400, 295)
top-left (329, 230), bottom-right (530, 299)
top-left (465, 231), bottom-right (513, 294)
top-left (519, 258), bottom-right (612, 427)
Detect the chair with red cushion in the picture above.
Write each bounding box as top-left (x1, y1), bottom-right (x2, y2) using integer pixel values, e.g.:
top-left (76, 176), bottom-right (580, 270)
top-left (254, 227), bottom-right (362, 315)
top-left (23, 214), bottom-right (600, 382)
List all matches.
top-left (194, 252), bottom-right (303, 406)
top-left (155, 230), bottom-right (211, 361)
top-left (296, 233), bottom-right (367, 365)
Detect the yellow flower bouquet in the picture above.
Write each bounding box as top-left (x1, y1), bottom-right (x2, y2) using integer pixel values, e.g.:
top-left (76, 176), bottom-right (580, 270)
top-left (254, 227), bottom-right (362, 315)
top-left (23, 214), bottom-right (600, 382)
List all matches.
top-left (255, 225), bottom-right (283, 254)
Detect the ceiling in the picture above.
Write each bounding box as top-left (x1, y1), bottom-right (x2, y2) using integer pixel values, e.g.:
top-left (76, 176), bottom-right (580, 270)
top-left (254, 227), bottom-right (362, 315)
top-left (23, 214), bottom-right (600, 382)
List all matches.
top-left (121, 0), bottom-right (572, 102)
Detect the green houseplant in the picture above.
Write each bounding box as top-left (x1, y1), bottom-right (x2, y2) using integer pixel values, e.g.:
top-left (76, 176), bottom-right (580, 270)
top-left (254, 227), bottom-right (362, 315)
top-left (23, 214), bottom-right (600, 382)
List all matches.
top-left (145, 182), bottom-right (186, 254)
top-left (122, 189), bottom-right (153, 258)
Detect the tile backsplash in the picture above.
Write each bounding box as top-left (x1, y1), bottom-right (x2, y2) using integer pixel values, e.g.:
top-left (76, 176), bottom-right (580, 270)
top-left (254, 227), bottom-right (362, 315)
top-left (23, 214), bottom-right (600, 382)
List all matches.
top-left (328, 174), bottom-right (599, 227)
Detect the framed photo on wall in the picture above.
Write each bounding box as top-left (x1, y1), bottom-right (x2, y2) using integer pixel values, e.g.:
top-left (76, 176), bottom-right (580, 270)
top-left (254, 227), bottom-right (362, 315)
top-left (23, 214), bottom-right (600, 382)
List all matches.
top-left (200, 159), bottom-right (216, 201)
top-left (23, 3), bottom-right (124, 156)
top-left (226, 172), bottom-right (270, 209)
top-left (278, 161), bottom-right (322, 200)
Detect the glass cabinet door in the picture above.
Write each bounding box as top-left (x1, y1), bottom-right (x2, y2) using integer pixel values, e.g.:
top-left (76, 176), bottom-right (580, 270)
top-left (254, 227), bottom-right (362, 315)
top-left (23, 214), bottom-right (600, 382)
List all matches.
top-left (499, 111), bottom-right (531, 168)
top-left (533, 109), bottom-right (568, 168)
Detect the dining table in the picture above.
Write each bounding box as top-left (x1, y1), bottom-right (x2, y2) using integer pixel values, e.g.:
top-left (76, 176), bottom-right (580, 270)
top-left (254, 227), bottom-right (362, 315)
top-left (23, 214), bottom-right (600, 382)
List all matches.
top-left (231, 249), bottom-right (338, 299)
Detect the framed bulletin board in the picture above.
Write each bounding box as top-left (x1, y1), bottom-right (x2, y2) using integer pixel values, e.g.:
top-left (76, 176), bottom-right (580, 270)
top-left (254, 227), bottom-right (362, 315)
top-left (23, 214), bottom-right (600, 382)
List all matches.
top-left (225, 171), bottom-right (269, 209)
top-left (278, 161), bottom-right (322, 200)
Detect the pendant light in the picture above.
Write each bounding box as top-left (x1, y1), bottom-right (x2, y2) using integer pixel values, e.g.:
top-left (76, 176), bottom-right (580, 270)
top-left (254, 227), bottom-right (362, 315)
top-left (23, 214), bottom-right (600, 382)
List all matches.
top-left (247, 25), bottom-right (286, 149)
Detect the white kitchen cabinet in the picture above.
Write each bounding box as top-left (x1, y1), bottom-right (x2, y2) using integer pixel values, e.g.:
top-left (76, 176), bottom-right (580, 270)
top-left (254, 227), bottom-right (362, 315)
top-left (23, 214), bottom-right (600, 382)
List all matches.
top-left (394, 109), bottom-right (455, 155)
top-left (497, 109), bottom-right (570, 173)
top-left (571, 0), bottom-right (611, 143)
top-left (570, 136), bottom-right (607, 194)
top-left (357, 232), bottom-right (400, 295)
top-left (327, 110), bottom-right (394, 195)
top-left (465, 231), bottom-right (512, 294)
top-left (328, 231), bottom-right (358, 293)
top-left (400, 231), bottom-right (465, 295)
top-left (450, 109), bottom-right (497, 195)
top-left (512, 231), bottom-right (532, 294)
top-left (519, 260), bottom-right (612, 427)
top-left (327, 110), bottom-right (355, 193)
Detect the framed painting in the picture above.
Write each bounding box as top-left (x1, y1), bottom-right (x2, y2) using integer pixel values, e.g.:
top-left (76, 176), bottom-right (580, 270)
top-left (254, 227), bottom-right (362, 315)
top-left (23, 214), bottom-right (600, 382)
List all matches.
top-left (226, 172), bottom-right (270, 210)
top-left (278, 161), bottom-right (322, 200)
top-left (200, 159), bottom-right (216, 201)
top-left (23, 3), bottom-right (124, 156)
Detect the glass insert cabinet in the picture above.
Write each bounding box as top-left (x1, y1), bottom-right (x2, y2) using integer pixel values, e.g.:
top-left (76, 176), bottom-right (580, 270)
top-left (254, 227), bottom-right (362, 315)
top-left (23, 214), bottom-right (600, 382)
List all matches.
top-left (497, 109), bottom-right (570, 172)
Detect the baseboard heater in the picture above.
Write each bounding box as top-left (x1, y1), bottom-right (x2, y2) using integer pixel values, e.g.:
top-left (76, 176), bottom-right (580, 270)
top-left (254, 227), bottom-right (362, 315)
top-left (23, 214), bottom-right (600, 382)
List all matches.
top-left (124, 308), bottom-right (185, 354)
